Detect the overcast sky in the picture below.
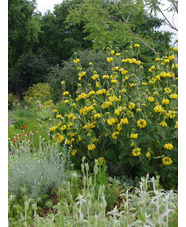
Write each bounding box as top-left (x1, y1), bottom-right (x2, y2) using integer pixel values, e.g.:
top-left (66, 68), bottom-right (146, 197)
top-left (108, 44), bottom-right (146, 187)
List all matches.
top-left (35, 0), bottom-right (178, 45)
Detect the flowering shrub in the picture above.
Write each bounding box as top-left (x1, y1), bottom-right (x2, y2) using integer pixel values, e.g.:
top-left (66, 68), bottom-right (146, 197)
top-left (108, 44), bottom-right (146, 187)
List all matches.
top-left (25, 83), bottom-right (54, 109)
top-left (50, 45), bottom-right (178, 188)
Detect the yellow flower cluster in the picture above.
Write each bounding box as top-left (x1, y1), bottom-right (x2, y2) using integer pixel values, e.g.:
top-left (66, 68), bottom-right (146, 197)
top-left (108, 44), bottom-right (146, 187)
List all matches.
top-left (137, 119), bottom-right (147, 128)
top-left (103, 75), bottom-right (109, 79)
top-left (159, 71), bottom-right (174, 78)
top-left (74, 58), bottom-right (80, 64)
top-left (162, 99), bottom-right (170, 105)
top-left (164, 143), bottom-right (174, 150)
top-left (160, 121), bottom-right (167, 127)
top-left (56, 114), bottom-right (62, 118)
top-left (148, 96), bottom-right (155, 102)
top-left (49, 126), bottom-right (58, 131)
top-left (61, 125), bottom-right (67, 131)
top-left (94, 113), bottom-right (101, 119)
top-left (130, 133), bottom-right (138, 139)
top-left (166, 110), bottom-right (176, 119)
top-left (164, 87), bottom-right (172, 94)
top-left (92, 74), bottom-right (99, 80)
top-left (97, 157), bottom-right (104, 166)
top-left (107, 57), bottom-right (113, 63)
top-left (53, 109), bottom-right (58, 113)
top-left (146, 151), bottom-right (151, 158)
top-left (111, 50), bottom-right (115, 55)
top-left (170, 94), bottom-right (178, 99)
top-left (134, 44), bottom-right (140, 47)
top-left (79, 105), bottom-right (94, 115)
top-left (71, 149), bottom-right (77, 156)
top-left (107, 117), bottom-right (118, 125)
top-left (122, 58), bottom-right (141, 65)
top-left (154, 105), bottom-right (164, 113)
top-left (162, 157), bottom-right (173, 165)
top-left (83, 122), bottom-right (95, 130)
top-left (63, 91), bottom-right (69, 96)
top-left (128, 102), bottom-right (135, 110)
top-left (132, 147), bottom-right (141, 156)
top-left (88, 144), bottom-right (96, 151)
top-left (96, 89), bottom-right (106, 95)
top-left (116, 53), bottom-right (121, 56)
top-left (175, 121), bottom-right (178, 129)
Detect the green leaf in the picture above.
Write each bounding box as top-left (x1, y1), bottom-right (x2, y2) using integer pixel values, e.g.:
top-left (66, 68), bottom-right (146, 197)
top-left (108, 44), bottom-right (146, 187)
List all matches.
top-left (104, 149), bottom-right (117, 163)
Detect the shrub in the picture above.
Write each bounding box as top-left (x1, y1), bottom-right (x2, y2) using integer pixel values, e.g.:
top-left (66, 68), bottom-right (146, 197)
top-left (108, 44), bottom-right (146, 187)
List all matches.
top-left (50, 45), bottom-right (178, 189)
top-left (8, 142), bottom-right (71, 201)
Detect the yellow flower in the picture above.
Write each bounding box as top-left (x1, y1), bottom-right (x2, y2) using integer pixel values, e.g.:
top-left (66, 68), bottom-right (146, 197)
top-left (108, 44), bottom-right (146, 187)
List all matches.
top-left (97, 157), bottom-right (104, 166)
top-left (164, 87), bottom-right (172, 94)
top-left (68, 123), bottom-right (73, 127)
top-left (61, 125), bottom-right (67, 131)
top-left (120, 118), bottom-right (128, 124)
top-left (128, 102), bottom-right (135, 110)
top-left (154, 105), bottom-right (164, 113)
top-left (93, 137), bottom-right (99, 143)
top-left (63, 91), bottom-right (69, 96)
top-left (103, 75), bottom-right (109, 79)
top-left (137, 119), bottom-right (147, 128)
top-left (92, 74), bottom-right (99, 80)
top-left (104, 132), bottom-right (109, 137)
top-left (175, 121), bottom-right (178, 129)
top-left (162, 99), bottom-right (170, 105)
top-left (76, 135), bottom-right (82, 142)
top-left (94, 113), bottom-right (101, 119)
top-left (111, 79), bottom-right (118, 84)
top-left (164, 143), bottom-right (174, 150)
top-left (131, 142), bottom-right (135, 147)
top-left (173, 47), bottom-right (178, 52)
top-left (74, 58), bottom-right (80, 64)
top-left (56, 114), bottom-right (61, 118)
top-left (130, 133), bottom-right (138, 139)
top-left (107, 117), bottom-right (118, 126)
top-left (132, 147), bottom-right (141, 156)
top-left (134, 44), bottom-right (140, 47)
top-left (170, 94), bottom-right (178, 99)
top-left (57, 135), bottom-right (64, 143)
top-left (61, 81), bottom-right (65, 85)
top-left (49, 126), bottom-right (58, 131)
top-left (88, 144), bottom-right (96, 151)
top-left (112, 131), bottom-right (119, 140)
top-left (111, 50), bottom-right (115, 55)
top-left (162, 157), bottom-right (173, 165)
top-left (71, 149), bottom-right (77, 156)
top-left (64, 100), bottom-right (69, 104)
top-left (89, 62), bottom-right (93, 66)
top-left (107, 57), bottom-right (113, 63)
top-left (53, 109), bottom-right (58, 113)
top-left (148, 96), bottom-right (155, 102)
top-left (115, 53), bottom-right (121, 56)
top-left (166, 110), bottom-right (176, 119)
top-left (168, 55), bottom-right (175, 61)
top-left (160, 121), bottom-right (167, 127)
top-left (155, 58), bottom-right (161, 61)
top-left (146, 151), bottom-right (151, 158)
top-left (79, 71), bottom-right (86, 78)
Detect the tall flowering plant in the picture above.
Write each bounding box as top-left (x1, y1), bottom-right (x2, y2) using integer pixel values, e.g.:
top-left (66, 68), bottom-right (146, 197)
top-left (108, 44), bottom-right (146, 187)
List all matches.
top-left (50, 45), bottom-right (178, 188)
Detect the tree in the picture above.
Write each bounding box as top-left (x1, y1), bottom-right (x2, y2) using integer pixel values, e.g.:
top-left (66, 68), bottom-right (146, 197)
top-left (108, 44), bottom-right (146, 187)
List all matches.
top-left (66, 0), bottom-right (172, 55)
top-left (38, 0), bottom-right (92, 65)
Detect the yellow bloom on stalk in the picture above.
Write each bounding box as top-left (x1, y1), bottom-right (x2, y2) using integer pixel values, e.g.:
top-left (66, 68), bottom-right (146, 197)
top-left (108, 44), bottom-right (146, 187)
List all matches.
top-left (164, 143), bottom-right (174, 150)
top-left (132, 147), bottom-right (141, 156)
top-left (53, 109), bottom-right (58, 113)
top-left (63, 91), bottom-right (69, 96)
top-left (111, 50), bottom-right (115, 55)
top-left (131, 142), bottom-right (135, 147)
top-left (112, 131), bottom-right (119, 140)
top-left (61, 125), bottom-right (67, 131)
top-left (166, 110), bottom-right (176, 119)
top-left (134, 44), bottom-right (140, 47)
top-left (162, 99), bottom-right (170, 105)
top-left (76, 135), bottom-right (82, 142)
top-left (61, 81), bottom-right (65, 85)
top-left (68, 123), bottom-right (73, 127)
top-left (175, 121), bottom-right (178, 129)
top-left (49, 126), bottom-right (58, 131)
top-left (104, 132), bottom-right (109, 137)
top-left (107, 57), bottom-right (113, 63)
top-left (56, 114), bottom-right (61, 118)
top-left (148, 96), bottom-right (155, 102)
top-left (164, 87), bottom-right (172, 94)
top-left (92, 74), bottom-right (99, 80)
top-left (146, 152), bottom-right (151, 158)
top-left (89, 62), bottom-right (93, 66)
top-left (162, 157), bottom-right (173, 165)
top-left (115, 109), bottom-right (120, 116)
top-left (160, 121), bottom-right (167, 127)
top-left (74, 58), bottom-right (80, 64)
top-left (103, 75), bottom-right (109, 79)
top-left (155, 58), bottom-right (161, 61)
top-left (170, 94), bottom-right (178, 99)
top-left (57, 135), bottom-right (64, 143)
top-left (128, 102), bottom-right (135, 110)
top-left (130, 133), bottom-right (138, 139)
top-left (88, 144), bottom-right (96, 151)
top-left (137, 119), bottom-right (147, 128)
top-left (64, 100), bottom-right (69, 104)
top-left (173, 47), bottom-right (178, 52)
top-left (97, 157), bottom-right (104, 166)
top-left (71, 149), bottom-right (77, 156)
top-left (93, 137), bottom-right (99, 143)
top-left (116, 53), bottom-right (121, 56)
top-left (154, 105), bottom-right (164, 113)
top-left (94, 113), bottom-right (101, 119)
top-left (120, 118), bottom-right (128, 125)
top-left (168, 55), bottom-right (175, 61)
top-left (79, 71), bottom-right (86, 78)
top-left (107, 117), bottom-right (118, 126)
top-left (58, 121), bottom-right (62, 126)
top-left (111, 79), bottom-right (118, 84)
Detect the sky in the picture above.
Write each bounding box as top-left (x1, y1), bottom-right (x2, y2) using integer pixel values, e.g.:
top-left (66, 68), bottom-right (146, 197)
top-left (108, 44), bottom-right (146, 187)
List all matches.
top-left (35, 0), bottom-right (178, 45)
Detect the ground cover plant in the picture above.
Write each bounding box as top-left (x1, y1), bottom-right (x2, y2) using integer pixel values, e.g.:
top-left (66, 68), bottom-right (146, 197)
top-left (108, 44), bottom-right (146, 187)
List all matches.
top-left (49, 44), bottom-right (178, 189)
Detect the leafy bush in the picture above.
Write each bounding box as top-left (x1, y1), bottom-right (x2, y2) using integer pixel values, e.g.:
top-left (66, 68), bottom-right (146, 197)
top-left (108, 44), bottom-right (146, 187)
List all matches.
top-left (8, 142), bottom-right (71, 201)
top-left (50, 45), bottom-right (178, 189)
top-left (47, 49), bottom-right (112, 102)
